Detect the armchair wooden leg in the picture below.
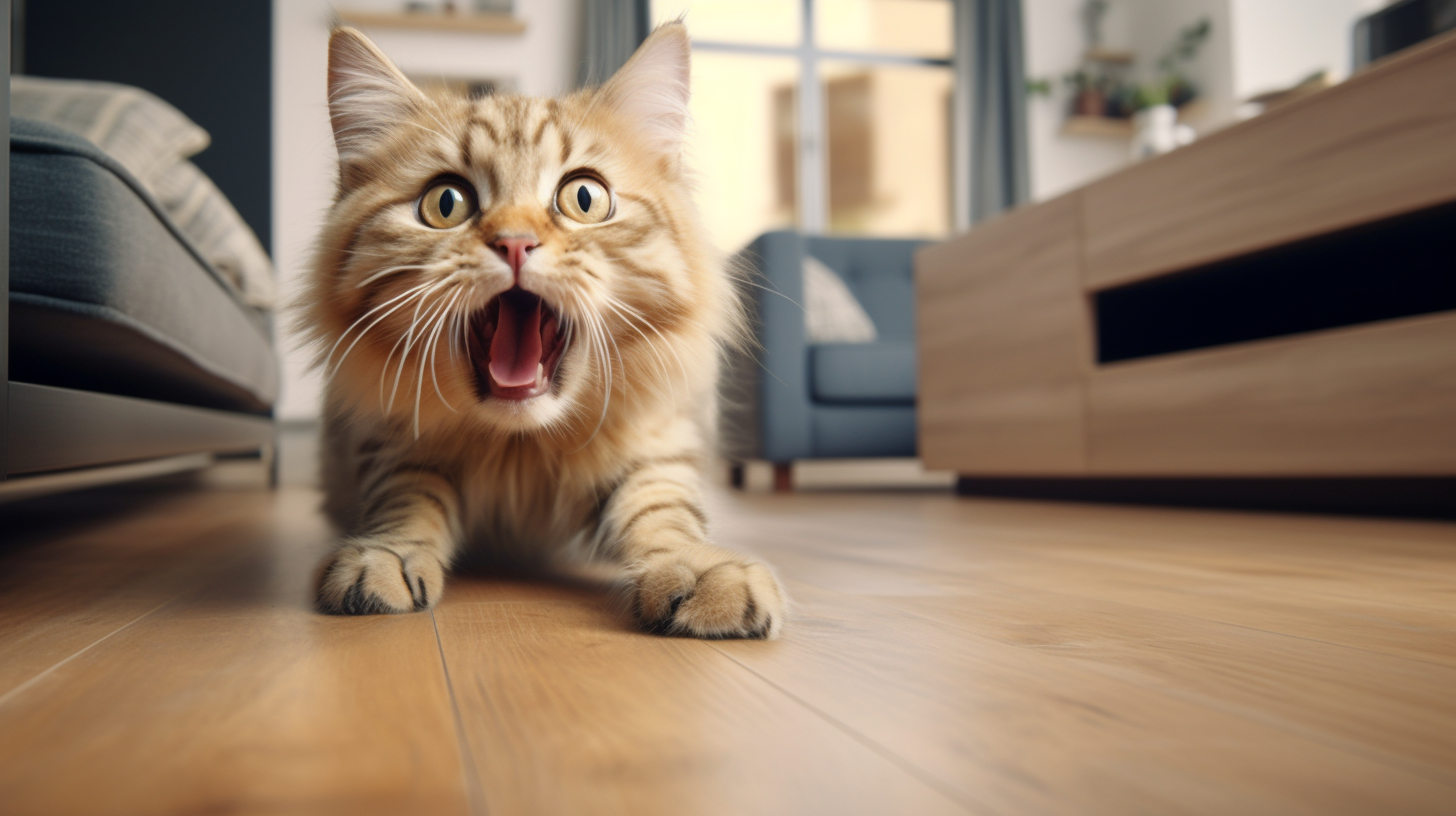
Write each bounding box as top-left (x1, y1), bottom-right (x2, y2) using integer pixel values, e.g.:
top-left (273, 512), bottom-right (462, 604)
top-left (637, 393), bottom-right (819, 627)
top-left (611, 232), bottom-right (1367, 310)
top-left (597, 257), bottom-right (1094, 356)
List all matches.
top-left (729, 462), bottom-right (746, 490)
top-left (773, 463), bottom-right (793, 493)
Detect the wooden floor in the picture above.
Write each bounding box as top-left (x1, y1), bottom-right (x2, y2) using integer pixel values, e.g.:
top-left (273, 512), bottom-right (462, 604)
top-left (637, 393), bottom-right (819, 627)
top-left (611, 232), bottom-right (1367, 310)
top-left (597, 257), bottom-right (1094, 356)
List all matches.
top-left (1, 469), bottom-right (1455, 815)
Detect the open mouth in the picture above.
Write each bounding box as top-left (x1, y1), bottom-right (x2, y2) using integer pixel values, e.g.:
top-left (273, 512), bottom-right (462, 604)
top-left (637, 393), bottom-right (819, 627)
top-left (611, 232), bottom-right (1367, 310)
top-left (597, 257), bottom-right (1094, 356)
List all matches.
top-left (467, 288), bottom-right (566, 401)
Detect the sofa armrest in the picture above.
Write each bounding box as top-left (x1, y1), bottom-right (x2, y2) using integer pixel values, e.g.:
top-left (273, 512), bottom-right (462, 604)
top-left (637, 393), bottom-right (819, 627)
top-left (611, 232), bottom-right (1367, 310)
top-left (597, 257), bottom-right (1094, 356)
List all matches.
top-left (1, 7), bottom-right (9, 479)
top-left (726, 230), bottom-right (814, 462)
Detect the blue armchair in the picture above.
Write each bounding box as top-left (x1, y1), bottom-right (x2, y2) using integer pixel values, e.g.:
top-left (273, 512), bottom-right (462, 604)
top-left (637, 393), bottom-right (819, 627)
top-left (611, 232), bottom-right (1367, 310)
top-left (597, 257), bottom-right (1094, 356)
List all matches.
top-left (721, 231), bottom-right (927, 486)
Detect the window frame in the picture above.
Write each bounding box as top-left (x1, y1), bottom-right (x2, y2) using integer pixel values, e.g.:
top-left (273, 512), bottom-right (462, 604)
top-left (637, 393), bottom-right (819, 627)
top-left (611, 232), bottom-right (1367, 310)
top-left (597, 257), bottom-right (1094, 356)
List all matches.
top-left (681, 0), bottom-right (959, 234)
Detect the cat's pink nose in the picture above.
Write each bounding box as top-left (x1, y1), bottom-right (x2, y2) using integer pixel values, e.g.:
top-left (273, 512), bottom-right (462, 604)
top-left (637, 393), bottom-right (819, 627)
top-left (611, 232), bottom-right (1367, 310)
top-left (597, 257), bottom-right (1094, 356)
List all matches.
top-left (491, 236), bottom-right (539, 281)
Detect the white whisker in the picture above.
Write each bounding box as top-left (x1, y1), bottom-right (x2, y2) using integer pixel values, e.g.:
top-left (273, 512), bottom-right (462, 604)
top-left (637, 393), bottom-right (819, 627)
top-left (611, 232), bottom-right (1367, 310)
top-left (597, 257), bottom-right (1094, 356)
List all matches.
top-left (425, 288), bottom-right (464, 419)
top-left (738, 278), bottom-right (804, 312)
top-left (412, 296), bottom-right (449, 437)
top-left (325, 280), bottom-right (435, 378)
top-left (599, 298), bottom-right (674, 402)
top-left (383, 284), bottom-right (449, 411)
top-left (601, 251), bottom-right (722, 336)
top-left (341, 247), bottom-right (393, 259)
top-left (447, 300), bottom-right (467, 369)
top-left (392, 291), bottom-right (455, 414)
top-left (601, 294), bottom-right (688, 392)
top-left (355, 264), bottom-right (427, 289)
top-left (568, 291), bottom-right (613, 450)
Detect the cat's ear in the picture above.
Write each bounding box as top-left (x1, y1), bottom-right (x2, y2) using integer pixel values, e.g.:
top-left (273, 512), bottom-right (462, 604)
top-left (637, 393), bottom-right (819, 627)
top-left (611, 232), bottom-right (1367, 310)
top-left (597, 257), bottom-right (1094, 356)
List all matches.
top-left (327, 27), bottom-right (427, 161)
top-left (600, 23), bottom-right (691, 158)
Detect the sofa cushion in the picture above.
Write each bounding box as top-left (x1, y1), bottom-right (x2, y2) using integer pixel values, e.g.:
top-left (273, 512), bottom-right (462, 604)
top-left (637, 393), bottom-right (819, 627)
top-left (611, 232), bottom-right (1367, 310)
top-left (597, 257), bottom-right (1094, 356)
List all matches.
top-left (12, 76), bottom-right (277, 309)
top-left (9, 118), bottom-right (277, 414)
top-left (811, 405), bottom-right (918, 457)
top-left (804, 237), bottom-right (924, 341)
top-left (10, 75), bottom-right (210, 188)
top-left (809, 341), bottom-right (917, 405)
top-left (803, 254), bottom-right (877, 343)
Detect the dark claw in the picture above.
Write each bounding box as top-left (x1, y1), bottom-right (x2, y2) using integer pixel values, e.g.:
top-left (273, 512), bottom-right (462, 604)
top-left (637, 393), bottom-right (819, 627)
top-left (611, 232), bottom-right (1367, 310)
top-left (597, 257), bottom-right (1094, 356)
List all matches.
top-left (342, 574), bottom-right (367, 615)
top-left (638, 593), bottom-right (688, 635)
top-left (752, 616), bottom-right (773, 639)
top-left (325, 572), bottom-right (389, 616)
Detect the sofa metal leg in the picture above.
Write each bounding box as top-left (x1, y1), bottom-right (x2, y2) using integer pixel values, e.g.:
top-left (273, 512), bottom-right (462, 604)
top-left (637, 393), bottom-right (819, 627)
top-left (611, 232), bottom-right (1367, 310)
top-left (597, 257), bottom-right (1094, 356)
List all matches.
top-left (261, 435), bottom-right (281, 490)
top-left (773, 463), bottom-right (793, 493)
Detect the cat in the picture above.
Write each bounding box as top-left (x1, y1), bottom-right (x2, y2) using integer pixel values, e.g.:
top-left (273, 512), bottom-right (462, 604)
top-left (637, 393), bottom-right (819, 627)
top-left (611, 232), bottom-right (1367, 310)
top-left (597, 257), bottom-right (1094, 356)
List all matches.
top-left (300, 23), bottom-right (786, 639)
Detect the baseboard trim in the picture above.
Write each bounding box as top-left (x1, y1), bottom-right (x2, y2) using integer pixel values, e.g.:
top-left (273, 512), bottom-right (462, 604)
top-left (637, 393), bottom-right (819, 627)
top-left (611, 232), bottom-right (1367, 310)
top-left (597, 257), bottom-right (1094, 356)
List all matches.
top-left (955, 476), bottom-right (1456, 520)
top-left (0, 453), bottom-right (214, 504)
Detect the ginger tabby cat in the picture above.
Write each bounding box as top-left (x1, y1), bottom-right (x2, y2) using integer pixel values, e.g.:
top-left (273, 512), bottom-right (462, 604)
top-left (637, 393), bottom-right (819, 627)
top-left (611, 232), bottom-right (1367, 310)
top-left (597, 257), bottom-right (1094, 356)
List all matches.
top-left (301, 24), bottom-right (785, 638)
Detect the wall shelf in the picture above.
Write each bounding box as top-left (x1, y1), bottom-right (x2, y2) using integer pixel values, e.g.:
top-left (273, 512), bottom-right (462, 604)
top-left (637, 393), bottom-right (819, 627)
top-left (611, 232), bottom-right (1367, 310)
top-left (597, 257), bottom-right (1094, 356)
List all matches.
top-left (1063, 115), bottom-right (1134, 138)
top-left (1084, 47), bottom-right (1135, 64)
top-left (336, 10), bottom-right (527, 35)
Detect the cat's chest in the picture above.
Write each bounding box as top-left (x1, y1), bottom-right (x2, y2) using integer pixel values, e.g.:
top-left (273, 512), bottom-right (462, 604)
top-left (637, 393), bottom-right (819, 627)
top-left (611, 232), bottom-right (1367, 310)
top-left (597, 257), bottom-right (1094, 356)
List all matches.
top-left (453, 456), bottom-right (600, 551)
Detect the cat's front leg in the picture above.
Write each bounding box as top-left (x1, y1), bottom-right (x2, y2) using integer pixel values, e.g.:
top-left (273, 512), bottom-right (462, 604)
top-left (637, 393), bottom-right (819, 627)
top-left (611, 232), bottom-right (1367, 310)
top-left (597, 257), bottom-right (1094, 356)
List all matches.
top-left (317, 466), bottom-right (461, 614)
top-left (604, 456), bottom-right (786, 639)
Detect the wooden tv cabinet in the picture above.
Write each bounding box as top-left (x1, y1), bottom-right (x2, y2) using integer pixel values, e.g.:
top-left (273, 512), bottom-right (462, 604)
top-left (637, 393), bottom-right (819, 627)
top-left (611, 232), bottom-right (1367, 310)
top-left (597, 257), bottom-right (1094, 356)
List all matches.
top-left (916, 32), bottom-right (1456, 479)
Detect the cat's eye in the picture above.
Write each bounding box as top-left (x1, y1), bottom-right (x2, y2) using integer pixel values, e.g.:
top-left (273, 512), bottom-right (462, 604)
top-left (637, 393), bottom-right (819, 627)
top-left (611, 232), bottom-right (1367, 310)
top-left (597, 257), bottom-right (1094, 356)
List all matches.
top-left (418, 181), bottom-right (477, 229)
top-left (555, 176), bottom-right (613, 224)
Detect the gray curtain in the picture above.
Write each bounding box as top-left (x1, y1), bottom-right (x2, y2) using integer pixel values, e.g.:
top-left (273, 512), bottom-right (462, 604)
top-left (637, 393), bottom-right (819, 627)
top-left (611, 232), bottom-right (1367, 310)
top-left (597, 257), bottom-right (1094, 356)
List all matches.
top-left (578, 0), bottom-right (651, 87)
top-left (958, 0), bottom-right (1030, 222)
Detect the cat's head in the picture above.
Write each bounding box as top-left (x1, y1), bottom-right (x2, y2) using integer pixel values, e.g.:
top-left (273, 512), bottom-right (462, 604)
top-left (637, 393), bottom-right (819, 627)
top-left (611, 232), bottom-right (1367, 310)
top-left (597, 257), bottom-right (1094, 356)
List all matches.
top-left (305, 24), bottom-right (736, 440)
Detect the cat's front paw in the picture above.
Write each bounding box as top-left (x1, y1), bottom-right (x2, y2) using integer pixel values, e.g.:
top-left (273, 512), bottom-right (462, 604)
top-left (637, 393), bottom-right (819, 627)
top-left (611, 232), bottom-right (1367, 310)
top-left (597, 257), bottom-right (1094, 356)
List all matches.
top-left (631, 548), bottom-right (786, 639)
top-left (316, 541), bottom-right (444, 615)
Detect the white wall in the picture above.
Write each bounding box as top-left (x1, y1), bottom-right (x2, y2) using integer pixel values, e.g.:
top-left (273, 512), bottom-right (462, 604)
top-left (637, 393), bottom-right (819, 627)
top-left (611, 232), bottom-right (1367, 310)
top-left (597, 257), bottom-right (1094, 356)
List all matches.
top-left (270, 0), bottom-right (582, 420)
top-left (1229, 0), bottom-right (1385, 101)
top-left (1023, 0), bottom-right (1233, 201)
top-left (1127, 0), bottom-right (1235, 131)
top-left (1023, 0), bottom-right (1133, 201)
top-left (1023, 0), bottom-right (1389, 204)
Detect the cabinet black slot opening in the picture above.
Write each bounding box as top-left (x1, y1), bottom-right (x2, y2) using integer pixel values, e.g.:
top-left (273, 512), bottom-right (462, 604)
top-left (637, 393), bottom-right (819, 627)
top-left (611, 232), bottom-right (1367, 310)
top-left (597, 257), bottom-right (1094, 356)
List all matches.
top-left (1095, 200), bottom-right (1456, 364)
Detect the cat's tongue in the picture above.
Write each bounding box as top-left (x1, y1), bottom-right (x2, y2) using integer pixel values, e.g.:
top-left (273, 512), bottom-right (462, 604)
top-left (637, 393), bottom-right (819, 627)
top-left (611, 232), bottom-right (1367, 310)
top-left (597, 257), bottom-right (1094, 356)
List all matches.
top-left (488, 291), bottom-right (543, 388)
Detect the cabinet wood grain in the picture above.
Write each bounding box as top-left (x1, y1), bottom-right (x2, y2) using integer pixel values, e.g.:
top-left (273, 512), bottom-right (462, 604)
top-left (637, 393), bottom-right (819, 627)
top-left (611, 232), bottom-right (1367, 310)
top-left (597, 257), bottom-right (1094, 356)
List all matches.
top-left (1082, 31), bottom-right (1456, 290)
top-left (917, 194), bottom-right (1090, 474)
top-left (1086, 313), bottom-right (1456, 475)
top-left (917, 31), bottom-right (1456, 478)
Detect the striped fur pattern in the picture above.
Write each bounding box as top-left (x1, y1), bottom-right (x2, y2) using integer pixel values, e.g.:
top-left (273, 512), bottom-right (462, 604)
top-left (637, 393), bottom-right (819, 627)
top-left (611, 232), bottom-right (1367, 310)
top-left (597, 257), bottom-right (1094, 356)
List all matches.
top-left (301, 25), bottom-right (785, 638)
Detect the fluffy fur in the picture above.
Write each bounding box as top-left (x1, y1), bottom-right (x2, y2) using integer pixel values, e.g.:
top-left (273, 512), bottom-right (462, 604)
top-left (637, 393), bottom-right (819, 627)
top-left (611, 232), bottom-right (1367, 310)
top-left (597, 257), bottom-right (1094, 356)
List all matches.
top-left (299, 24), bottom-right (785, 638)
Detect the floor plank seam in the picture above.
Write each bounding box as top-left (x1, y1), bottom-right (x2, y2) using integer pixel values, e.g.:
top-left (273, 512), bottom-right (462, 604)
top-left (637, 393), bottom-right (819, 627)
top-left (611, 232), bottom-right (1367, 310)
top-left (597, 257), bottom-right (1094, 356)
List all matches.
top-left (988, 575), bottom-right (1456, 671)
top-left (0, 597), bottom-right (175, 709)
top-left (0, 532), bottom-right (261, 710)
top-left (859, 593), bottom-right (1456, 791)
top-left (706, 642), bottom-right (993, 816)
top-left (775, 538), bottom-right (1456, 668)
top-left (432, 608), bottom-right (490, 816)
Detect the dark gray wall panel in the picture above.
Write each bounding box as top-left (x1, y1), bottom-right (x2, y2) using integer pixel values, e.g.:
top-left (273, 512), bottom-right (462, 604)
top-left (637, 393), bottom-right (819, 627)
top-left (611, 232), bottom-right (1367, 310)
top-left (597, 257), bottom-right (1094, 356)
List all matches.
top-left (22, 0), bottom-right (272, 251)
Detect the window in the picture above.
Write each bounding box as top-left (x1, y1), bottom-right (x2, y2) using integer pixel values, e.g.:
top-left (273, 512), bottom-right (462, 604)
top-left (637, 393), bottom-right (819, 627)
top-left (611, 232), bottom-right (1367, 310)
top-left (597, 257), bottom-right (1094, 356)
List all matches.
top-left (652, 0), bottom-right (956, 253)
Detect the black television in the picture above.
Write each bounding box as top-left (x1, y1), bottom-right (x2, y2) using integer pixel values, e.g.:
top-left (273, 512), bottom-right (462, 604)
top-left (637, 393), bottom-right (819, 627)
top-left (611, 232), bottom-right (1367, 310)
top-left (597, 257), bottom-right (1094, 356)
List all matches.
top-left (1353, 0), bottom-right (1456, 68)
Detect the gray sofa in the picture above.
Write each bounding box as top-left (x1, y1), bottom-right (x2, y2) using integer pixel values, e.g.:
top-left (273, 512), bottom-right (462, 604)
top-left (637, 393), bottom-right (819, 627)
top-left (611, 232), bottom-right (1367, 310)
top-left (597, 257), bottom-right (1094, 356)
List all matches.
top-left (9, 119), bottom-right (277, 414)
top-left (2, 116), bottom-right (276, 497)
top-left (722, 231), bottom-right (927, 481)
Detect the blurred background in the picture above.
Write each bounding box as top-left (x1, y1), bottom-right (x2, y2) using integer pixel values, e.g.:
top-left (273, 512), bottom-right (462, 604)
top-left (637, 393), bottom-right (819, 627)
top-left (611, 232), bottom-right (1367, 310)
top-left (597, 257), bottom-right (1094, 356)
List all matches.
top-left (4, 5), bottom-right (1456, 809)
top-left (6, 0), bottom-right (1452, 501)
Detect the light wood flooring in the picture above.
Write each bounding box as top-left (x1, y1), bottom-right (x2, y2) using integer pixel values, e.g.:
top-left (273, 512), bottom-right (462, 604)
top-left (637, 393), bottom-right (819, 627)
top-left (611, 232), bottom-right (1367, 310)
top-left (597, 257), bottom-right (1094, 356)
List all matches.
top-left (1, 469), bottom-right (1455, 815)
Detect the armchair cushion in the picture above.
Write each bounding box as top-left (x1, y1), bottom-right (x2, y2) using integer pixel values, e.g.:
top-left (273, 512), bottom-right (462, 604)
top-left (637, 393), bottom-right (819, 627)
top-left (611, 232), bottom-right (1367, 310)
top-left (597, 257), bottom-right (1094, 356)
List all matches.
top-left (804, 237), bottom-right (919, 341)
top-left (724, 231), bottom-right (927, 462)
top-left (803, 255), bottom-right (877, 343)
top-left (809, 341), bottom-right (916, 405)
